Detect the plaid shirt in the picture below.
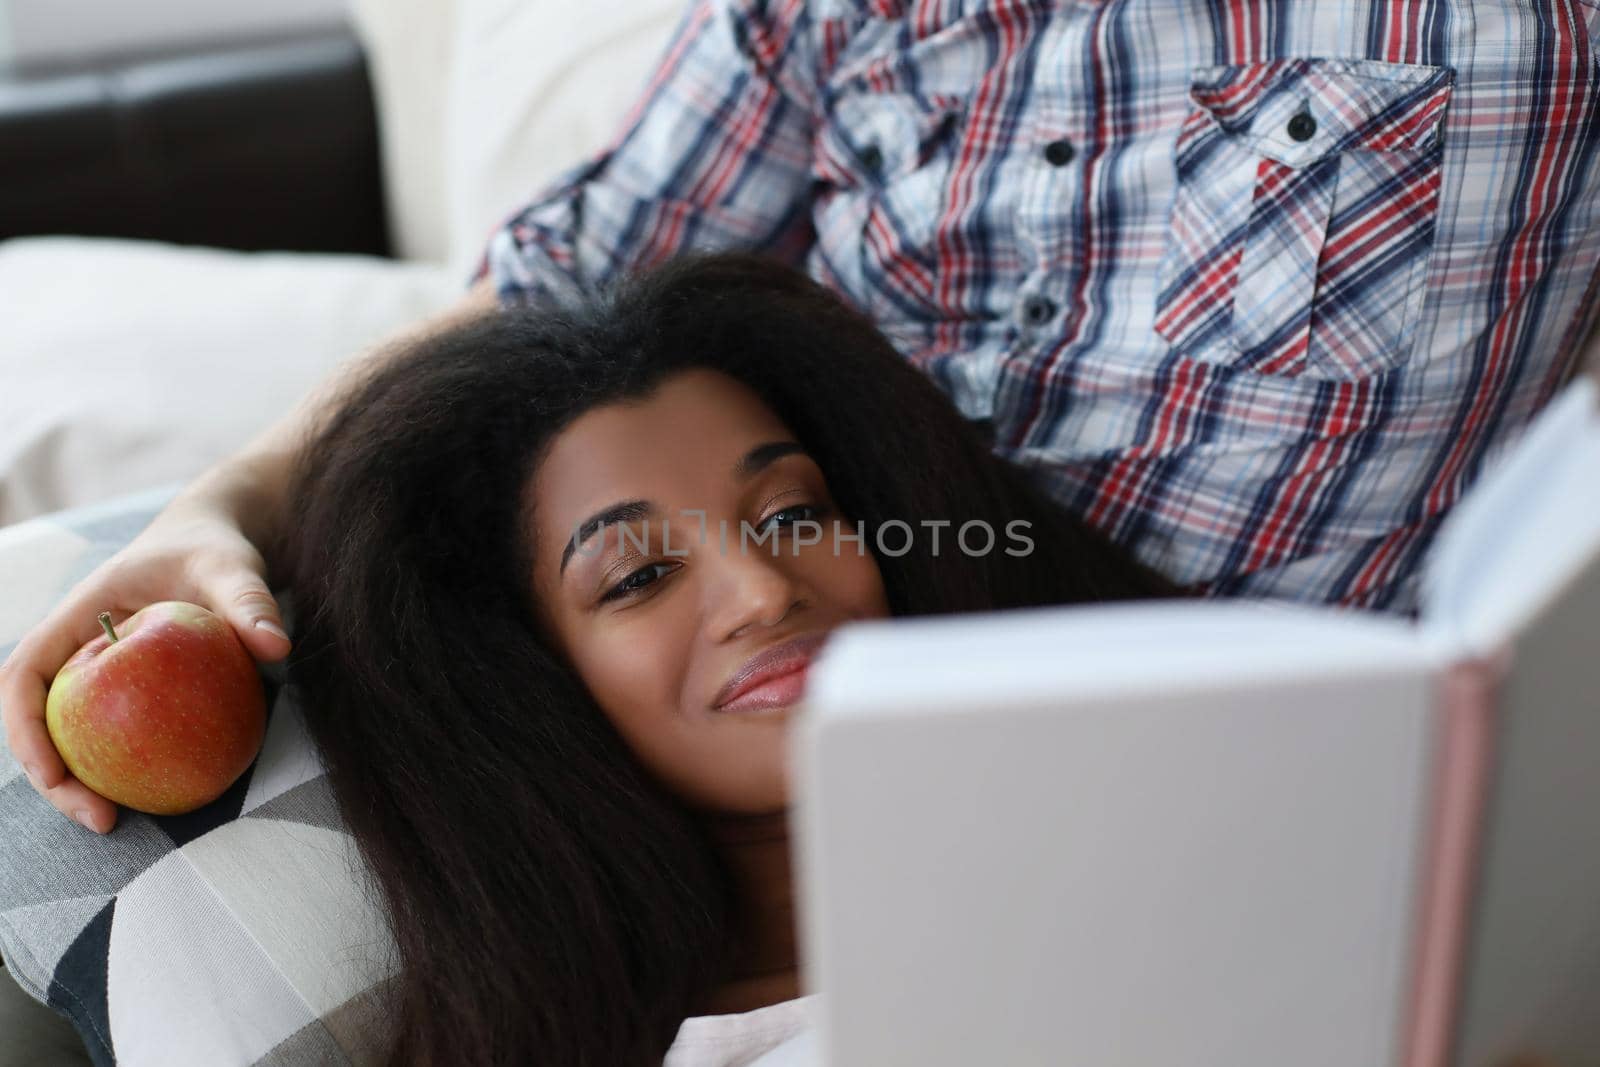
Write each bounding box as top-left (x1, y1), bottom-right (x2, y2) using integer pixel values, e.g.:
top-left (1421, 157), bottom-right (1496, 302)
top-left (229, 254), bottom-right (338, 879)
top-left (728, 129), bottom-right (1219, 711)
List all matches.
top-left (483, 0), bottom-right (1600, 613)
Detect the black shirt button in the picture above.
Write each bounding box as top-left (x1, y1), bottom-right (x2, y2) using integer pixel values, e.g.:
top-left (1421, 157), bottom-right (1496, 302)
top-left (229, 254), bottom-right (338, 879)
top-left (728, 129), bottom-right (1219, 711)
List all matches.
top-left (1287, 112), bottom-right (1317, 142)
top-left (1042, 139), bottom-right (1075, 166)
top-left (859, 144), bottom-right (884, 174)
top-left (1022, 295), bottom-right (1057, 326)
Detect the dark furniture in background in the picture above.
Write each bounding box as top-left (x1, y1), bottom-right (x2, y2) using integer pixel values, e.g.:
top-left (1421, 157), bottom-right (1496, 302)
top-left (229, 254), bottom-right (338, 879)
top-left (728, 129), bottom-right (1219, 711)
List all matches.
top-left (0, 28), bottom-right (389, 256)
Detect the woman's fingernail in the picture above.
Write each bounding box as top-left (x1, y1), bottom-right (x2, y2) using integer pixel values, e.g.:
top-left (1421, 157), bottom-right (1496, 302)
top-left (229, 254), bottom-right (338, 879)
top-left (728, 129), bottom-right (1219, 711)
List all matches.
top-left (24, 763), bottom-right (43, 791)
top-left (74, 810), bottom-right (99, 833)
top-left (254, 619), bottom-right (289, 642)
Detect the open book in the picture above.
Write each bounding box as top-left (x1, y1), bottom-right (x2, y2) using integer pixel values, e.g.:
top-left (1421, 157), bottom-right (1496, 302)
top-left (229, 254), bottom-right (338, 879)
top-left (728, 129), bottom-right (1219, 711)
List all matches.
top-left (794, 379), bottom-right (1600, 1067)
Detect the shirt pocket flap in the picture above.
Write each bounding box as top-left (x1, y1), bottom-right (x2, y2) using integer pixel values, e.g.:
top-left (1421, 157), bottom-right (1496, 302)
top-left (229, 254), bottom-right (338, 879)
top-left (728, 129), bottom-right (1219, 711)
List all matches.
top-left (1187, 58), bottom-right (1456, 169)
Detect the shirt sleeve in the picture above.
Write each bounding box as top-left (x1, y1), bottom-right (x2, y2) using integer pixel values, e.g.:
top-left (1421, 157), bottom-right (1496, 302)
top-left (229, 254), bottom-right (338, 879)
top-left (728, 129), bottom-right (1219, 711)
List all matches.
top-left (477, 0), bottom-right (827, 306)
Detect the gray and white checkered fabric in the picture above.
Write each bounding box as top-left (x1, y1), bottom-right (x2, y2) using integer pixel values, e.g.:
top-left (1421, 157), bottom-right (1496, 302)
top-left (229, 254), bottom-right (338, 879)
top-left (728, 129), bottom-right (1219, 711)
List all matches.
top-left (0, 486), bottom-right (394, 1066)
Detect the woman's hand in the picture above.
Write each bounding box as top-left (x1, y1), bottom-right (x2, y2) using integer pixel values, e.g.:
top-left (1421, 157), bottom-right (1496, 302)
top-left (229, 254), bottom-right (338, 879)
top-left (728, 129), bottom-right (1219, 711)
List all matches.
top-left (0, 279), bottom-right (497, 836)
top-left (0, 495), bottom-right (291, 835)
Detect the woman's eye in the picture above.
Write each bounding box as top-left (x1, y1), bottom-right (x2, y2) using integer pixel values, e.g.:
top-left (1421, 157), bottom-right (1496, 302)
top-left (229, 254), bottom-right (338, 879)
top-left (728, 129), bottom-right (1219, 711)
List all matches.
top-left (601, 562), bottom-right (674, 603)
top-left (598, 503), bottom-right (830, 603)
top-left (761, 503), bottom-right (827, 531)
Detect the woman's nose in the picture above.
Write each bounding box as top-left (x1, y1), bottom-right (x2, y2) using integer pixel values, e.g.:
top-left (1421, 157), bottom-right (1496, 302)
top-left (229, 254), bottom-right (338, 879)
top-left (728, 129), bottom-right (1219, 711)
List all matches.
top-left (704, 540), bottom-right (810, 639)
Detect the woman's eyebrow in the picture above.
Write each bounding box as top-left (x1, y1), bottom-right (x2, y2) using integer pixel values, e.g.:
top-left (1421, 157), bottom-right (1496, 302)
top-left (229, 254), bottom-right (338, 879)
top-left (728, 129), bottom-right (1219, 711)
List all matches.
top-left (558, 441), bottom-right (807, 577)
top-left (561, 500), bottom-right (652, 577)
top-left (733, 440), bottom-right (805, 480)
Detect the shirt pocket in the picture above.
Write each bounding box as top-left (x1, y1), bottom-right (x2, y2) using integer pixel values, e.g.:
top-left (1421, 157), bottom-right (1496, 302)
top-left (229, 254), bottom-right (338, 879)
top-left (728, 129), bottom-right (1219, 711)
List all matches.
top-left (1154, 58), bottom-right (1456, 380)
top-left (811, 90), bottom-right (965, 319)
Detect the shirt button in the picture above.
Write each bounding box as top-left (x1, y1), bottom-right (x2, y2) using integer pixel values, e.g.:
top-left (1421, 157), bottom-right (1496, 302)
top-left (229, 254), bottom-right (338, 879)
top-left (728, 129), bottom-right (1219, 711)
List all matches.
top-left (1022, 295), bottom-right (1057, 326)
top-left (1042, 139), bottom-right (1075, 167)
top-left (1287, 112), bottom-right (1317, 142)
top-left (859, 144), bottom-right (884, 174)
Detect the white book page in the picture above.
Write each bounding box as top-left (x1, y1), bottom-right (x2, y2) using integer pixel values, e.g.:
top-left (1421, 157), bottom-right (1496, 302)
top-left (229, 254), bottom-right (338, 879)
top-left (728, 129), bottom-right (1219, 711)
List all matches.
top-left (1421, 378), bottom-right (1600, 656)
top-left (805, 598), bottom-right (1424, 719)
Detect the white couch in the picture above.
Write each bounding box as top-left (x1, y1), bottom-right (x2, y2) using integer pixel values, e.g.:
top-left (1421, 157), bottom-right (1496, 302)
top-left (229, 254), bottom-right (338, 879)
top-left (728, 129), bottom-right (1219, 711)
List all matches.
top-left (0, 0), bottom-right (685, 528)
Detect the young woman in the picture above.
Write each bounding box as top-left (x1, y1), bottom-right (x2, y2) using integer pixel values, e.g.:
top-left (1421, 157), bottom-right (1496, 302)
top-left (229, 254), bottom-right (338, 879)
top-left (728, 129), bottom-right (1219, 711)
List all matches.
top-left (278, 252), bottom-right (1180, 1066)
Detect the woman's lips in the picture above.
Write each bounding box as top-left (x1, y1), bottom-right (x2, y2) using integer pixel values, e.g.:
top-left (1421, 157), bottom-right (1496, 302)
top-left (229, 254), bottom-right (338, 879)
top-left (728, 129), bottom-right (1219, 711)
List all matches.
top-left (713, 663), bottom-right (812, 714)
top-left (712, 631), bottom-right (827, 712)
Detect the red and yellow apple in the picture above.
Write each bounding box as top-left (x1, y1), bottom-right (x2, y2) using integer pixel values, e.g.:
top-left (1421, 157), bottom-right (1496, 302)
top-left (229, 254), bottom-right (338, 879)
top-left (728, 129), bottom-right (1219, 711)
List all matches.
top-left (45, 600), bottom-right (268, 817)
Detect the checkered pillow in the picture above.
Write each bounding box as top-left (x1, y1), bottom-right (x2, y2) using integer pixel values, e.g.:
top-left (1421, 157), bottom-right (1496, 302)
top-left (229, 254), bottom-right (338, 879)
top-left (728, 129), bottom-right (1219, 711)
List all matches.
top-left (0, 486), bottom-right (396, 1066)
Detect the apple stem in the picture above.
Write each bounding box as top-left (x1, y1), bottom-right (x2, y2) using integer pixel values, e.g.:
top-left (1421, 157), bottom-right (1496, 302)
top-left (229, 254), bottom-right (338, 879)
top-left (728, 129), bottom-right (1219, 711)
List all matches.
top-left (98, 612), bottom-right (118, 644)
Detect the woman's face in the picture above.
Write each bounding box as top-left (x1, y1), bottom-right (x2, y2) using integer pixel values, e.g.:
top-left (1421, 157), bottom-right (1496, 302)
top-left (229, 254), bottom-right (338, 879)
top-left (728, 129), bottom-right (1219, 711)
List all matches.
top-left (528, 368), bottom-right (891, 814)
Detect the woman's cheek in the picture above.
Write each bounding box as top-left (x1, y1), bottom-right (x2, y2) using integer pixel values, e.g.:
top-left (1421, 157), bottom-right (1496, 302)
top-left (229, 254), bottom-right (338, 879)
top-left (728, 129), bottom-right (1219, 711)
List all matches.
top-left (578, 624), bottom-right (687, 735)
top-left (829, 546), bottom-right (891, 619)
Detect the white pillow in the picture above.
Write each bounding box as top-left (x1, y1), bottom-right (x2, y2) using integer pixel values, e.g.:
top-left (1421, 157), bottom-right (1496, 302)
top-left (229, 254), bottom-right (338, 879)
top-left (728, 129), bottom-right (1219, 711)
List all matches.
top-left (0, 237), bottom-right (459, 528)
top-left (443, 0), bottom-right (686, 280)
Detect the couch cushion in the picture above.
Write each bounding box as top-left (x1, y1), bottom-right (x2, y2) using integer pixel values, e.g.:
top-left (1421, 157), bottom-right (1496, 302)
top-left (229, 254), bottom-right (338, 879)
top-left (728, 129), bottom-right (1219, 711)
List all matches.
top-left (443, 0), bottom-right (685, 279)
top-left (338, 0), bottom-right (685, 272)
top-left (0, 491), bottom-right (394, 1066)
top-left (0, 237), bottom-right (459, 528)
top-left (347, 0), bottom-right (458, 263)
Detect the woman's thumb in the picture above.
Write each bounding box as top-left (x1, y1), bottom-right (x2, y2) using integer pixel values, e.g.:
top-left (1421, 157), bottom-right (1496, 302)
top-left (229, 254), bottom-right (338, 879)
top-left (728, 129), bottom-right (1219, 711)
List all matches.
top-left (224, 582), bottom-right (291, 661)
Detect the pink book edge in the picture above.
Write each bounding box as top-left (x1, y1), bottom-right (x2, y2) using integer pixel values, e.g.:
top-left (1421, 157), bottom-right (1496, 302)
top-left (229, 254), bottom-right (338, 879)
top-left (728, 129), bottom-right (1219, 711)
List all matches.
top-left (1400, 649), bottom-right (1511, 1067)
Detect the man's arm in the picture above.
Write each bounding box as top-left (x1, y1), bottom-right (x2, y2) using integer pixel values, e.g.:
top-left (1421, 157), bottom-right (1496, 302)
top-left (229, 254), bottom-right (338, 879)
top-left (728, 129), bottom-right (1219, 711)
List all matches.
top-left (201, 0), bottom-right (831, 561)
top-left (219, 0), bottom-right (828, 555)
top-left (478, 0), bottom-right (825, 306)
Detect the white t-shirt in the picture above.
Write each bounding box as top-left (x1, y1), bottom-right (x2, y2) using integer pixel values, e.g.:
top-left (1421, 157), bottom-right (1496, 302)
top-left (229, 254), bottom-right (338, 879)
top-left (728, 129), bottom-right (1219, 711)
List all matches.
top-left (662, 993), bottom-right (823, 1067)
